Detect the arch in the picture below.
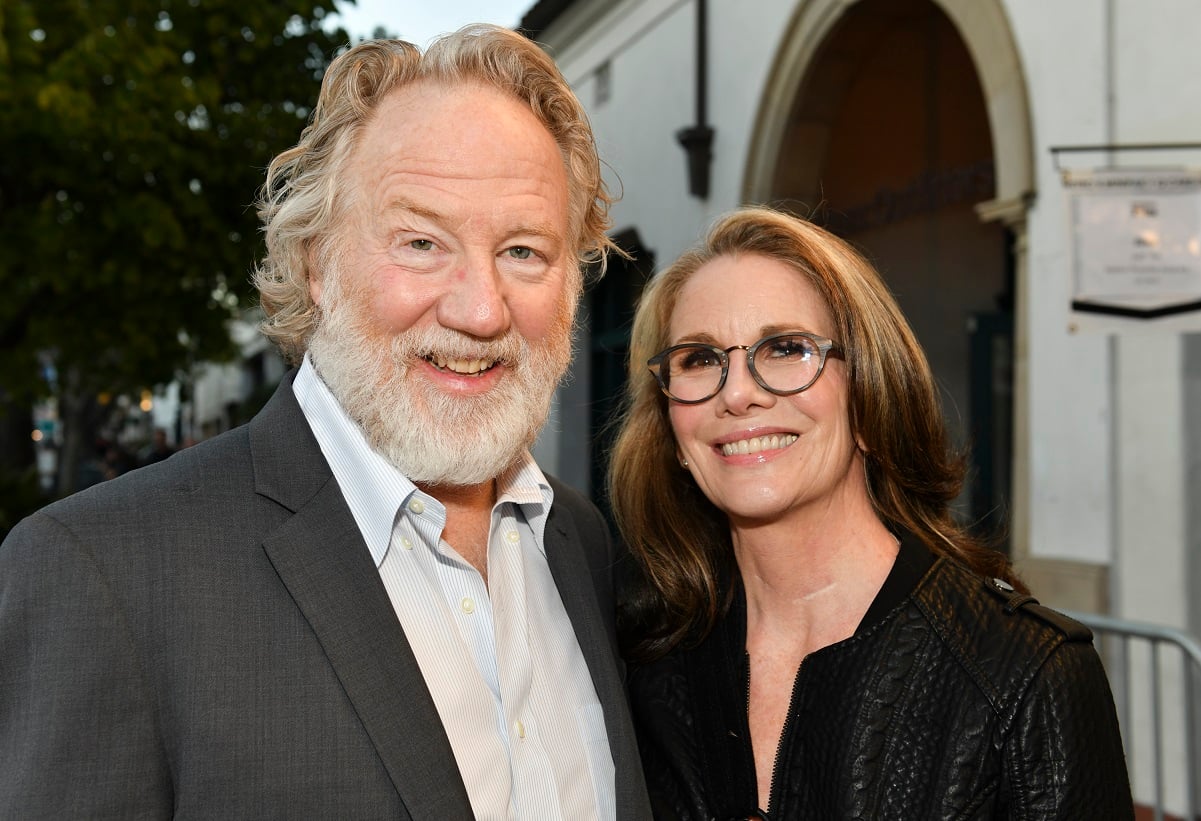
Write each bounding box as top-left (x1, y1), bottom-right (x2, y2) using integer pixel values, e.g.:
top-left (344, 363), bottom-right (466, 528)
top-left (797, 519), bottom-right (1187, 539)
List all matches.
top-left (743, 0), bottom-right (1033, 207)
top-left (741, 0), bottom-right (1037, 557)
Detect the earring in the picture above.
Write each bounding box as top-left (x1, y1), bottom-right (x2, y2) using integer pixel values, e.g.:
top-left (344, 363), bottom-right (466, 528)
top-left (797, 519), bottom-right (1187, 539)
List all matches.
top-left (677, 453), bottom-right (689, 468)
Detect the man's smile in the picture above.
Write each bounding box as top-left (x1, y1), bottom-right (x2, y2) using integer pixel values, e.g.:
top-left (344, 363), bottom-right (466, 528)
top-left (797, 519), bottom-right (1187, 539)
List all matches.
top-left (426, 354), bottom-right (500, 375)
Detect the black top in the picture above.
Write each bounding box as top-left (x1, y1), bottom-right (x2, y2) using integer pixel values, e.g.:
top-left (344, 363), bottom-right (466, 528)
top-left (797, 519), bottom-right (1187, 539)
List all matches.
top-left (855, 534), bottom-right (935, 635)
top-left (628, 536), bottom-right (1133, 820)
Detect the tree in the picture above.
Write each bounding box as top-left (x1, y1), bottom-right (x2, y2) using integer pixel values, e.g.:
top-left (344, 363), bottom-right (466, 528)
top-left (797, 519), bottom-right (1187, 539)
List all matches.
top-left (0, 0), bottom-right (354, 501)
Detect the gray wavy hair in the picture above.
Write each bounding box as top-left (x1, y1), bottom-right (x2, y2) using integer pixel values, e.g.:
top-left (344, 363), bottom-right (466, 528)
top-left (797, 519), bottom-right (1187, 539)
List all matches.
top-left (253, 24), bottom-right (616, 364)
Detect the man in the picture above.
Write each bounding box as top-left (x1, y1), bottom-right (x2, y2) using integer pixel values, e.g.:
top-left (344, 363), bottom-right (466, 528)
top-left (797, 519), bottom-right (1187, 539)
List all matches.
top-left (0, 26), bottom-right (651, 820)
top-left (138, 427), bottom-right (175, 467)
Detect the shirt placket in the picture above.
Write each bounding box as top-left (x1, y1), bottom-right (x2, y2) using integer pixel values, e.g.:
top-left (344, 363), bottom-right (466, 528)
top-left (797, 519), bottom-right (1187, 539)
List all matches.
top-left (489, 507), bottom-right (563, 820)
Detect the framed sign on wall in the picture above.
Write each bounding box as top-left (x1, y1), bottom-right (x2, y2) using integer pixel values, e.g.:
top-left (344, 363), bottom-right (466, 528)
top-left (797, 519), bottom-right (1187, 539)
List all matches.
top-left (1053, 144), bottom-right (1201, 332)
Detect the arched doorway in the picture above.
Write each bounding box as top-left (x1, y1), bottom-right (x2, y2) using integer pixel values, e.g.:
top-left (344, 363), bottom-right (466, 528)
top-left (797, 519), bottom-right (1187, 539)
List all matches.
top-left (750, 0), bottom-right (1029, 542)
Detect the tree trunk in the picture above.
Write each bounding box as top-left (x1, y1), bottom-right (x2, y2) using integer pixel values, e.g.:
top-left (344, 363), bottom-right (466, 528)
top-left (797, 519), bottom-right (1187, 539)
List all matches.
top-left (55, 366), bottom-right (102, 497)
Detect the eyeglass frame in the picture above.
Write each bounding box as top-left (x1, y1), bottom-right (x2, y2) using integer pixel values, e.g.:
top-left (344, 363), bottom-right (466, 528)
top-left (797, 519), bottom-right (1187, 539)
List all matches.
top-left (646, 331), bottom-right (843, 404)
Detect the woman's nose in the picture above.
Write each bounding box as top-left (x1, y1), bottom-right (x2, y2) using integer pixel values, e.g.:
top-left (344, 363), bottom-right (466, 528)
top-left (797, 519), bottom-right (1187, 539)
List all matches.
top-left (715, 349), bottom-right (775, 415)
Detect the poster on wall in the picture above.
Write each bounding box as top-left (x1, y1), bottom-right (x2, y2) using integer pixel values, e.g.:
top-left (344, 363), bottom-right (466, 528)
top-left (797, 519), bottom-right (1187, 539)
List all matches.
top-left (1063, 167), bottom-right (1201, 329)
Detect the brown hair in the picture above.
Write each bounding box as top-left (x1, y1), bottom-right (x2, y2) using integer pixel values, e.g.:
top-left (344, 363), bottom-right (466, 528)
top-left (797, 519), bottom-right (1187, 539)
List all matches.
top-left (609, 206), bottom-right (1023, 661)
top-left (253, 25), bottom-right (616, 364)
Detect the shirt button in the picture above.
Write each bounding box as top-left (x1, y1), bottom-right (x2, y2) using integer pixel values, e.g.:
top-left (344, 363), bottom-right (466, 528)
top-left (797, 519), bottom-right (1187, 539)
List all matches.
top-left (514, 720), bottom-right (526, 739)
top-left (401, 537), bottom-right (413, 550)
top-left (505, 530), bottom-right (520, 544)
top-left (408, 499), bottom-right (425, 514)
top-left (460, 597), bottom-right (475, 614)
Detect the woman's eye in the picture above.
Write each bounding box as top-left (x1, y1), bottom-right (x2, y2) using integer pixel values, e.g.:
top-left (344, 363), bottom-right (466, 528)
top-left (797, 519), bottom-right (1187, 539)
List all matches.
top-left (679, 349), bottom-right (721, 370)
top-left (767, 338), bottom-right (813, 360)
top-left (507, 246), bottom-right (533, 260)
top-left (409, 239), bottom-right (434, 251)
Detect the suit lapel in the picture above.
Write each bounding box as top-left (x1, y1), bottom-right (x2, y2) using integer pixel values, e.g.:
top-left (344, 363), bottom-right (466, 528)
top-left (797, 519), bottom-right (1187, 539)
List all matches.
top-left (544, 502), bottom-right (651, 820)
top-left (543, 506), bottom-right (619, 691)
top-left (251, 374), bottom-right (473, 819)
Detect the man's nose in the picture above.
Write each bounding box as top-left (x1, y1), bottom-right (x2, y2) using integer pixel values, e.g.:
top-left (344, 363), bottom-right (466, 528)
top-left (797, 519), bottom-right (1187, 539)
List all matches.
top-left (436, 256), bottom-right (510, 339)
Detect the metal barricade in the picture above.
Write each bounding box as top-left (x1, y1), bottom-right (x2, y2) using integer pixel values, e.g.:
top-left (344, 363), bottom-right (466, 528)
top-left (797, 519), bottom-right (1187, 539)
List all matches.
top-left (1064, 609), bottom-right (1201, 821)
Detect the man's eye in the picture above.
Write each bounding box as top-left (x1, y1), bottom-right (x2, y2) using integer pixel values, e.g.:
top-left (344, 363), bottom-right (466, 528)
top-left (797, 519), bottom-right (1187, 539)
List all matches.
top-left (409, 239), bottom-right (434, 251)
top-left (507, 246), bottom-right (533, 260)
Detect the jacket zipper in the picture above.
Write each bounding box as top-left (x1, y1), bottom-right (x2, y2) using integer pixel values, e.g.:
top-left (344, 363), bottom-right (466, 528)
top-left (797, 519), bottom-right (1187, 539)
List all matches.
top-left (746, 653), bottom-right (805, 820)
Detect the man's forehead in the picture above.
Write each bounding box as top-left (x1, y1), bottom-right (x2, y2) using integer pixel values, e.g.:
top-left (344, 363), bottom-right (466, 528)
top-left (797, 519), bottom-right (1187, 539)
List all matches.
top-left (355, 81), bottom-right (558, 166)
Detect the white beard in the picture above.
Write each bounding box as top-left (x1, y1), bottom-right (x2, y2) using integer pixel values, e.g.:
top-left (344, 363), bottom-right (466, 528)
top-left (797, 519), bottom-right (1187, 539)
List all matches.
top-left (308, 264), bottom-right (575, 487)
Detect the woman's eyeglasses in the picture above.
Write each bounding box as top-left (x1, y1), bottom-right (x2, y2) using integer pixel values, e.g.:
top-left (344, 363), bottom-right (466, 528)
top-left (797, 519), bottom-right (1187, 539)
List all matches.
top-left (647, 332), bottom-right (842, 404)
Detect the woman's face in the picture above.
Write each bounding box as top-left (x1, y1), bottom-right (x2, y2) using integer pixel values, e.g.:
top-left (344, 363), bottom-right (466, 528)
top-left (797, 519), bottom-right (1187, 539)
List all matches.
top-left (666, 252), bottom-right (862, 529)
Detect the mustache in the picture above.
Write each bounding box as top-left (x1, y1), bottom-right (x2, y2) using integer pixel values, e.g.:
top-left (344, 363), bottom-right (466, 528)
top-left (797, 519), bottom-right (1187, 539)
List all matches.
top-left (389, 325), bottom-right (528, 368)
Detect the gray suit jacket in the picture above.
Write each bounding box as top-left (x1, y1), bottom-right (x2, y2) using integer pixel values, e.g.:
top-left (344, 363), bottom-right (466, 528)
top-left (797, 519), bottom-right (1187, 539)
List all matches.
top-left (0, 373), bottom-right (651, 819)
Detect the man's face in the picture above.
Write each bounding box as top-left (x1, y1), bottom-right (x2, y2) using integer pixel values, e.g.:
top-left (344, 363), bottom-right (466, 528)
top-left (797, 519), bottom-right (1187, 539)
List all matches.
top-left (307, 80), bottom-right (577, 486)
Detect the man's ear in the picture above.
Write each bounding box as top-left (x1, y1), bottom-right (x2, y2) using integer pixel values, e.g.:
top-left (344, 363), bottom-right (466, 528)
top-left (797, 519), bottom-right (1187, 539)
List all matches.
top-left (307, 246), bottom-right (324, 306)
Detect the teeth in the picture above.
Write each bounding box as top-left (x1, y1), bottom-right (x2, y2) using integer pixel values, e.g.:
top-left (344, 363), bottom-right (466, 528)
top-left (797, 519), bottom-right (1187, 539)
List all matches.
top-left (720, 434), bottom-right (798, 457)
top-left (429, 355), bottom-right (497, 375)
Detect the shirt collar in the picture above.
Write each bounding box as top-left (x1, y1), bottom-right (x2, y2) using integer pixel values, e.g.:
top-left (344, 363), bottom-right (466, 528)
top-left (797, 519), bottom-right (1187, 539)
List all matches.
top-left (292, 356), bottom-right (555, 566)
top-left (494, 451), bottom-right (555, 557)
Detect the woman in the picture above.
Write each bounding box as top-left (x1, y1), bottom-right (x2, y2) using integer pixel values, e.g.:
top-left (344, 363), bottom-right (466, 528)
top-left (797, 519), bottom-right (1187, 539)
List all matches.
top-left (610, 207), bottom-right (1133, 820)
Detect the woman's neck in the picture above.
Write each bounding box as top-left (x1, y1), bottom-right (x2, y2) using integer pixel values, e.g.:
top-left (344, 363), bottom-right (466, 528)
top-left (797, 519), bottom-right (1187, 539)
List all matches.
top-left (732, 500), bottom-right (899, 656)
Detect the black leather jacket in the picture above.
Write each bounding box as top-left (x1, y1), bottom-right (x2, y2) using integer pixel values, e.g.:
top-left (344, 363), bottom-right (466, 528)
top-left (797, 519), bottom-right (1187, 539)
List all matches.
top-left (628, 543), bottom-right (1134, 820)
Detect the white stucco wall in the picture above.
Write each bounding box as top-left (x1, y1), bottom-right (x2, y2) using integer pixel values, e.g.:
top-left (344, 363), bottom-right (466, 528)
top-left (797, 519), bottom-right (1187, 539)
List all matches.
top-left (1005, 0), bottom-right (1197, 618)
top-left (1004, 2), bottom-right (1114, 565)
top-left (543, 0), bottom-right (800, 262)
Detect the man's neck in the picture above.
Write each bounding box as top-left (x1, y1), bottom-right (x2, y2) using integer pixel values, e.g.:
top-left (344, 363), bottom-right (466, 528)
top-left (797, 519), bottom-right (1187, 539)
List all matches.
top-left (417, 479), bottom-right (497, 584)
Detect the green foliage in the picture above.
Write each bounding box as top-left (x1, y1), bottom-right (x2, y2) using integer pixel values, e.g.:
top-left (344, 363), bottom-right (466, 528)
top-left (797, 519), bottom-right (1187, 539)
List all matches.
top-left (0, 0), bottom-right (354, 402)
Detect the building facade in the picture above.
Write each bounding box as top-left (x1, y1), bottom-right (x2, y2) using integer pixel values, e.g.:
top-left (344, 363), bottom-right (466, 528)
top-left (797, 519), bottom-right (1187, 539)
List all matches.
top-left (521, 0), bottom-right (1201, 806)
